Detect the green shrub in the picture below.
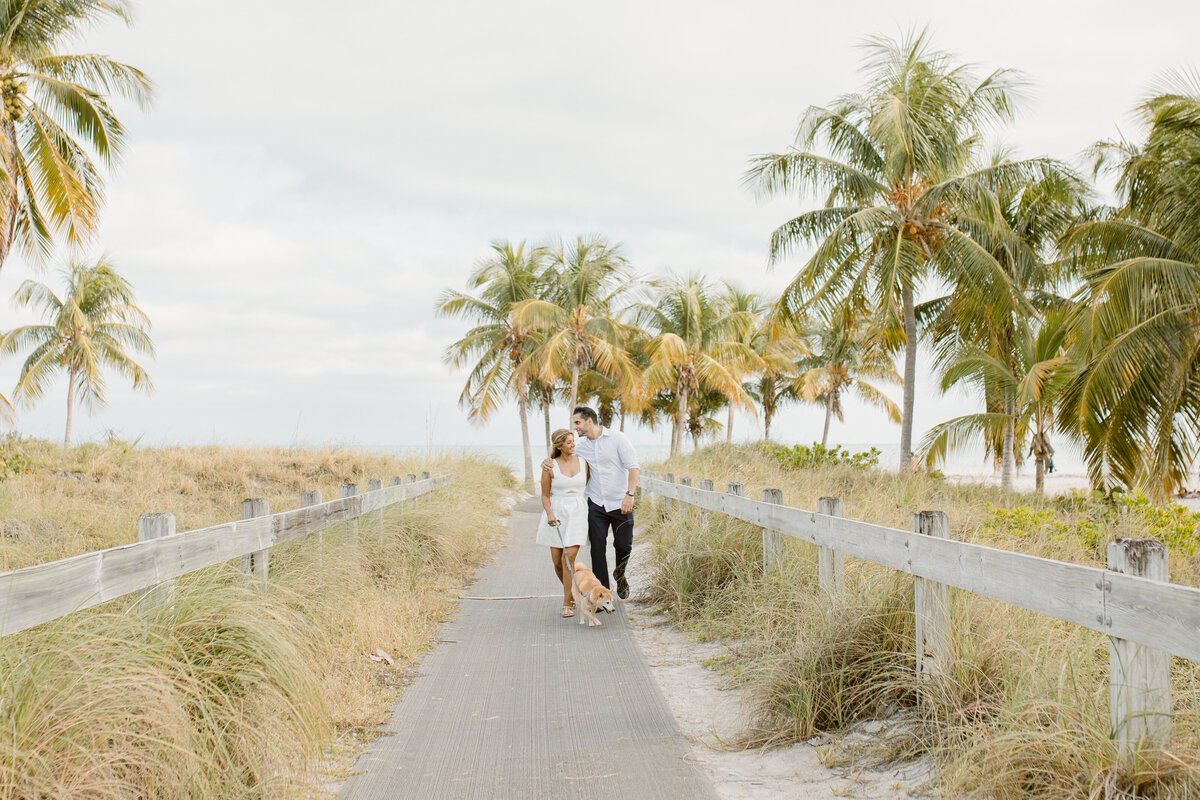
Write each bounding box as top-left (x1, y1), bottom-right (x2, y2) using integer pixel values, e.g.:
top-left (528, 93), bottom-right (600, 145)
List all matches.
top-left (765, 442), bottom-right (882, 471)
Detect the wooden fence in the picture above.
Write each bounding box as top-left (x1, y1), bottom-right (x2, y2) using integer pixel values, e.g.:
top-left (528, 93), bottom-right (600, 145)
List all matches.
top-left (0, 471), bottom-right (452, 638)
top-left (642, 472), bottom-right (1200, 756)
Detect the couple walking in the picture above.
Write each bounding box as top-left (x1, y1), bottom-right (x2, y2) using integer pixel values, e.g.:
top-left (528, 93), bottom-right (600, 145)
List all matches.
top-left (535, 406), bottom-right (640, 618)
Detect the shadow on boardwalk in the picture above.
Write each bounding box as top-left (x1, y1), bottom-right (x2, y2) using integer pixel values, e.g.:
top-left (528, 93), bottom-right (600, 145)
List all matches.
top-left (339, 498), bottom-right (718, 800)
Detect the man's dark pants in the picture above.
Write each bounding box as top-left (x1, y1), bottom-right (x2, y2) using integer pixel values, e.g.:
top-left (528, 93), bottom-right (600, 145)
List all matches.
top-left (587, 499), bottom-right (633, 589)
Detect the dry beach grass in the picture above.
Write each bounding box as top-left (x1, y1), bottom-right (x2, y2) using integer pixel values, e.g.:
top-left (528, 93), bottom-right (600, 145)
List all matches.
top-left (0, 439), bottom-right (513, 799)
top-left (642, 443), bottom-right (1200, 799)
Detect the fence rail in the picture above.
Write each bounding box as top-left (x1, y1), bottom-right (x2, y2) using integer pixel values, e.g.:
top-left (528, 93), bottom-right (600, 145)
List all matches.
top-left (642, 472), bottom-right (1200, 755)
top-left (0, 472), bottom-right (452, 638)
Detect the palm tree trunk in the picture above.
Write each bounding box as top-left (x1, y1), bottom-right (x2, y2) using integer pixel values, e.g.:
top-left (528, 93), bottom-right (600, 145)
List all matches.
top-left (517, 384), bottom-right (533, 492)
top-left (568, 365), bottom-right (580, 426)
top-left (672, 386), bottom-right (689, 457)
top-left (1035, 456), bottom-right (1045, 495)
top-left (543, 401), bottom-right (551, 450)
top-left (726, 404), bottom-right (734, 444)
top-left (821, 393), bottom-right (834, 446)
top-left (900, 284), bottom-right (917, 471)
top-left (64, 369), bottom-right (77, 449)
top-left (763, 385), bottom-right (775, 441)
top-left (1001, 394), bottom-right (1015, 492)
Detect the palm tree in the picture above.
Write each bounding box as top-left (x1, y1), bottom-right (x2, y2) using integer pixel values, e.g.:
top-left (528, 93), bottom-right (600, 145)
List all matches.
top-left (0, 0), bottom-right (153, 274)
top-left (515, 234), bottom-right (637, 422)
top-left (1059, 73), bottom-right (1200, 496)
top-left (921, 149), bottom-right (1086, 488)
top-left (745, 28), bottom-right (1056, 470)
top-left (743, 304), bottom-right (807, 442)
top-left (436, 240), bottom-right (545, 491)
top-left (638, 273), bottom-right (762, 456)
top-left (796, 310), bottom-right (901, 446)
top-left (716, 283), bottom-right (765, 444)
top-left (921, 311), bottom-right (1075, 494)
top-left (1, 257), bottom-right (152, 447)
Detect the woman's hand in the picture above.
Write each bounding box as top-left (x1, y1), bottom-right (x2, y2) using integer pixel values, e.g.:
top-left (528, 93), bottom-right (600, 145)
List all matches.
top-left (546, 514), bottom-right (559, 527)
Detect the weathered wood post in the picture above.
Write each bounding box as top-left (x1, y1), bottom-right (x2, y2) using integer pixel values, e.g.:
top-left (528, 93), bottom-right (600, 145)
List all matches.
top-left (817, 497), bottom-right (845, 594)
top-left (679, 476), bottom-right (692, 520)
top-left (726, 481), bottom-right (743, 528)
top-left (1107, 538), bottom-right (1172, 755)
top-left (665, 473), bottom-right (676, 513)
top-left (241, 498), bottom-right (270, 585)
top-left (301, 489), bottom-right (322, 564)
top-left (698, 479), bottom-right (713, 523)
top-left (368, 478), bottom-right (383, 529)
top-left (913, 511), bottom-right (951, 681)
top-left (340, 483), bottom-right (358, 542)
top-left (761, 488), bottom-right (783, 571)
top-left (137, 512), bottom-right (176, 615)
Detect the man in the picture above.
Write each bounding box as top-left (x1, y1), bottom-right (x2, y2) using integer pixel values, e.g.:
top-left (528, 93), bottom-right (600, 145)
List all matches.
top-left (542, 405), bottom-right (639, 603)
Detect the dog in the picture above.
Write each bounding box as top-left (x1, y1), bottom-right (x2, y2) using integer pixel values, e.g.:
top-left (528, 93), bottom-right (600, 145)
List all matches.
top-left (569, 563), bottom-right (614, 627)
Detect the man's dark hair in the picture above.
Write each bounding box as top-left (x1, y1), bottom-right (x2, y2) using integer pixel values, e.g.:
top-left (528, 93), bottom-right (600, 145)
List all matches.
top-left (573, 405), bottom-right (599, 424)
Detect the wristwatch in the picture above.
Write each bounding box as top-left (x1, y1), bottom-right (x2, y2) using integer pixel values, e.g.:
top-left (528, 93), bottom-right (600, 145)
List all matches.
top-left (625, 491), bottom-right (635, 497)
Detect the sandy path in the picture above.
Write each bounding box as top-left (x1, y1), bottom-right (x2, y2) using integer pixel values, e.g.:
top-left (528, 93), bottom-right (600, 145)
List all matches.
top-left (624, 543), bottom-right (937, 800)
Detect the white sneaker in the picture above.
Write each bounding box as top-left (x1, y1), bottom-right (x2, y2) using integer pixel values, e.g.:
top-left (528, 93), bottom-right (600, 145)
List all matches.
top-left (602, 600), bottom-right (615, 613)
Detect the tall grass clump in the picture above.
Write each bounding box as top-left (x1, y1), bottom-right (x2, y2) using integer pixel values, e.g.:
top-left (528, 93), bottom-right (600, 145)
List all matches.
top-left (643, 443), bottom-right (1200, 797)
top-left (1, 574), bottom-right (327, 798)
top-left (0, 442), bottom-right (514, 798)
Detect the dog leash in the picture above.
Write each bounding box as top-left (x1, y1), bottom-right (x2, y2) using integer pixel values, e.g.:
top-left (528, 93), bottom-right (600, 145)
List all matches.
top-left (548, 517), bottom-right (583, 596)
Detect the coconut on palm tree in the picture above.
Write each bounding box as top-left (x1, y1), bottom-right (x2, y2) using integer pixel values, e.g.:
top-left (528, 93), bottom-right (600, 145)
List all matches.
top-left (436, 240), bottom-right (546, 491)
top-left (0, 0), bottom-right (153, 274)
top-left (1, 257), bottom-right (152, 447)
top-left (745, 28), bottom-right (1057, 470)
top-left (515, 235), bottom-right (637, 422)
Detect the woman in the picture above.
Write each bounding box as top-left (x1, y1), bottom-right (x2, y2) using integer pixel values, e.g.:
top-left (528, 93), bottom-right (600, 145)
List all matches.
top-left (536, 428), bottom-right (589, 617)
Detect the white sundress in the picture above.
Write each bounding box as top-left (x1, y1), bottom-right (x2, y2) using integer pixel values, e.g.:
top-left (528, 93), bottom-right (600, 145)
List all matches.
top-left (535, 458), bottom-right (589, 548)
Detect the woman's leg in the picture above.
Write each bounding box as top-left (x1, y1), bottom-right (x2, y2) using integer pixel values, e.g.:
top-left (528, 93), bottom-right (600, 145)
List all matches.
top-left (550, 547), bottom-right (564, 585)
top-left (561, 545), bottom-right (580, 605)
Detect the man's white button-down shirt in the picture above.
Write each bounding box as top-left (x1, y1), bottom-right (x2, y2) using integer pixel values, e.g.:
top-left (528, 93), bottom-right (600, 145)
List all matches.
top-left (575, 427), bottom-right (639, 512)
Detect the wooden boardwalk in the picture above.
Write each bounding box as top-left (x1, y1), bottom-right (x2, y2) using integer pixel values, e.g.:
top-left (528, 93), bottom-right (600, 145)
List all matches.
top-left (339, 498), bottom-right (718, 800)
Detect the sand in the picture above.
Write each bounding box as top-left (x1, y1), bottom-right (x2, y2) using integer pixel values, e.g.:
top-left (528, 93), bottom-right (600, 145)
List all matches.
top-left (624, 545), bottom-right (939, 799)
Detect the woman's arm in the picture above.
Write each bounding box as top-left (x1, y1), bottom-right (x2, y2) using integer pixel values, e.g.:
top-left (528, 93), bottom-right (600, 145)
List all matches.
top-left (541, 465), bottom-right (557, 524)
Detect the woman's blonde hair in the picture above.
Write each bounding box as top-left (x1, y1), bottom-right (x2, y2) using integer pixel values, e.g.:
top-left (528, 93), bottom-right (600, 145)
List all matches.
top-left (549, 428), bottom-right (574, 459)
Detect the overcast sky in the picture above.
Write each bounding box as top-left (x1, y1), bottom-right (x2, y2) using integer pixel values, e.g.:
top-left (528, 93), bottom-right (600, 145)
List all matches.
top-left (1, 0), bottom-right (1195, 453)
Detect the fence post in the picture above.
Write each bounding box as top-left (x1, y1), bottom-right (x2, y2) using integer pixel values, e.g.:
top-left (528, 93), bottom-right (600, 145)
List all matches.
top-left (390, 476), bottom-right (402, 486)
top-left (665, 473), bottom-right (676, 512)
top-left (817, 497), bottom-right (845, 594)
top-left (679, 476), bottom-right (692, 519)
top-left (368, 478), bottom-right (383, 529)
top-left (241, 498), bottom-right (270, 585)
top-left (698, 479), bottom-right (713, 523)
top-left (137, 512), bottom-right (176, 615)
top-left (761, 489), bottom-right (783, 571)
top-left (340, 483), bottom-right (358, 542)
top-left (726, 481), bottom-right (743, 497)
top-left (301, 489), bottom-right (322, 564)
top-left (913, 511), bottom-right (951, 681)
top-left (1107, 538), bottom-right (1172, 755)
